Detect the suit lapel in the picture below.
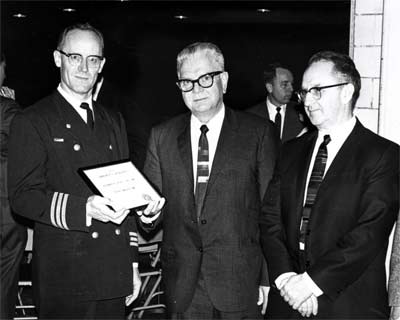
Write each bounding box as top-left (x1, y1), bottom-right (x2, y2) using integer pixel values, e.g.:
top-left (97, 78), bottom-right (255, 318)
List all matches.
top-left (319, 120), bottom-right (362, 189)
top-left (177, 114), bottom-right (195, 191)
top-left (206, 108), bottom-right (239, 193)
top-left (293, 132), bottom-right (318, 215)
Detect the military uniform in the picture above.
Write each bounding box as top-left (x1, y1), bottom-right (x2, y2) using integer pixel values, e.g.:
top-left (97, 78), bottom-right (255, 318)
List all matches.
top-left (8, 91), bottom-right (138, 316)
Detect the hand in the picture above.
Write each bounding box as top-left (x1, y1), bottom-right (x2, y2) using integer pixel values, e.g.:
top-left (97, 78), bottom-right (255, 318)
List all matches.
top-left (136, 197), bottom-right (165, 224)
top-left (126, 264), bottom-right (142, 306)
top-left (86, 195), bottom-right (129, 224)
top-left (391, 306), bottom-right (400, 320)
top-left (0, 86), bottom-right (15, 100)
top-left (280, 274), bottom-right (313, 310)
top-left (297, 295), bottom-right (318, 317)
top-left (257, 286), bottom-right (270, 315)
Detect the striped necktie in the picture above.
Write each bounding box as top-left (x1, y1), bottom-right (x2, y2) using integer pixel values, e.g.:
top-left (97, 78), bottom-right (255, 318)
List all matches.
top-left (299, 134), bottom-right (331, 250)
top-left (195, 124), bottom-right (209, 220)
top-left (80, 102), bottom-right (94, 130)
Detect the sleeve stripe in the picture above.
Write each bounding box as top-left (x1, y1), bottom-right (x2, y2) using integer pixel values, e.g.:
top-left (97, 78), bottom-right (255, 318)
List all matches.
top-left (50, 192), bottom-right (58, 228)
top-left (129, 232), bottom-right (138, 236)
top-left (50, 192), bottom-right (69, 230)
top-left (55, 193), bottom-right (63, 228)
top-left (60, 194), bottom-right (69, 230)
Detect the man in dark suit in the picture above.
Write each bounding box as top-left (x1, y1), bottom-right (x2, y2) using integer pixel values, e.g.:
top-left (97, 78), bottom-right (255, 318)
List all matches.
top-left (139, 42), bottom-right (279, 319)
top-left (8, 23), bottom-right (141, 319)
top-left (261, 51), bottom-right (399, 319)
top-left (247, 63), bottom-right (307, 142)
top-left (0, 52), bottom-right (27, 320)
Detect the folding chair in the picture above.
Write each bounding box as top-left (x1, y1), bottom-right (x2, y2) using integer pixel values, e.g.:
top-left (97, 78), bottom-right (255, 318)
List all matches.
top-left (14, 228), bottom-right (37, 320)
top-left (128, 229), bottom-right (165, 319)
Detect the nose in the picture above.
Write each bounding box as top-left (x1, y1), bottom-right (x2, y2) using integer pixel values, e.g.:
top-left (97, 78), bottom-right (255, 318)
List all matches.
top-left (192, 81), bottom-right (204, 94)
top-left (287, 83), bottom-right (293, 93)
top-left (78, 57), bottom-right (89, 72)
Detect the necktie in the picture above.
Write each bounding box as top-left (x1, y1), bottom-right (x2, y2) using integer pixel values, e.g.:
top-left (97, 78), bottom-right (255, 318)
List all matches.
top-left (299, 134), bottom-right (331, 250)
top-left (275, 107), bottom-right (282, 139)
top-left (195, 125), bottom-right (209, 220)
top-left (80, 102), bottom-right (94, 130)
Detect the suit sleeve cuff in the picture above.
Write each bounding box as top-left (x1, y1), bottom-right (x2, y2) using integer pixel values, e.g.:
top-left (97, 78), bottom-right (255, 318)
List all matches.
top-left (303, 272), bottom-right (323, 297)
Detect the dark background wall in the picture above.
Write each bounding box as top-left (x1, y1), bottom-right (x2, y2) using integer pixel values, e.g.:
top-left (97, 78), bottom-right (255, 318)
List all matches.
top-left (2, 1), bottom-right (350, 165)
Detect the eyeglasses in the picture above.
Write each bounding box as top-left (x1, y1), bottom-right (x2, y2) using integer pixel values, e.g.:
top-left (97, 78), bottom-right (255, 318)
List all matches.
top-left (296, 82), bottom-right (348, 103)
top-left (176, 71), bottom-right (223, 92)
top-left (57, 50), bottom-right (104, 69)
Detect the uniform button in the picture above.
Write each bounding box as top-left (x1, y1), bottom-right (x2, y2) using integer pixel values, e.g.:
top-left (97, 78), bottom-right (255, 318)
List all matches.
top-left (199, 247), bottom-right (203, 253)
top-left (201, 219), bottom-right (207, 225)
top-left (115, 228), bottom-right (121, 235)
top-left (109, 144), bottom-right (113, 150)
top-left (73, 144), bottom-right (81, 151)
top-left (66, 123), bottom-right (71, 129)
top-left (91, 231), bottom-right (99, 239)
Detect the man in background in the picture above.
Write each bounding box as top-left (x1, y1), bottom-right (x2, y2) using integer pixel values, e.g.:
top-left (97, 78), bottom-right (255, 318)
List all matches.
top-left (8, 23), bottom-right (141, 319)
top-left (389, 212), bottom-right (400, 320)
top-left (247, 63), bottom-right (308, 142)
top-left (0, 52), bottom-right (27, 320)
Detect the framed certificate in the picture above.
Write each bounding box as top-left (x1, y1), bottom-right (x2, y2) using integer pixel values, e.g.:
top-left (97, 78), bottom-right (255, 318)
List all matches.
top-left (79, 159), bottom-right (161, 212)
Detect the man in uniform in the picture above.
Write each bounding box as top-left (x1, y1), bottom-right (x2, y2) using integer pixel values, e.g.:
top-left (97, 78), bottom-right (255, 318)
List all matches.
top-left (8, 23), bottom-right (141, 319)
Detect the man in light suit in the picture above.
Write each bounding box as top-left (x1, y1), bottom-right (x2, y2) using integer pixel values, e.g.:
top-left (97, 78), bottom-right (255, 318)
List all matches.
top-left (139, 42), bottom-right (279, 319)
top-left (389, 212), bottom-right (400, 320)
top-left (261, 51), bottom-right (399, 318)
top-left (247, 63), bottom-right (308, 142)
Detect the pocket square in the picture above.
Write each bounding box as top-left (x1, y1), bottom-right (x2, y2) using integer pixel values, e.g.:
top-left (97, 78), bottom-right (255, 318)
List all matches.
top-left (53, 138), bottom-right (64, 142)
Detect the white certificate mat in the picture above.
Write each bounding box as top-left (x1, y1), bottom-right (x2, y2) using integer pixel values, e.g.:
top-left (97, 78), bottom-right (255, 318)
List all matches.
top-left (79, 160), bottom-right (161, 212)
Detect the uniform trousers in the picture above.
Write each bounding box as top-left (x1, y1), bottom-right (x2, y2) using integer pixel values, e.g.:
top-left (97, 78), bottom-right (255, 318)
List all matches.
top-left (38, 295), bottom-right (125, 319)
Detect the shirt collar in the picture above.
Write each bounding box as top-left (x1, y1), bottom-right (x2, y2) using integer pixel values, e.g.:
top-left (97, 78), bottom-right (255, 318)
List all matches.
top-left (318, 116), bottom-right (356, 143)
top-left (191, 104), bottom-right (225, 132)
top-left (57, 84), bottom-right (93, 110)
top-left (267, 96), bottom-right (287, 111)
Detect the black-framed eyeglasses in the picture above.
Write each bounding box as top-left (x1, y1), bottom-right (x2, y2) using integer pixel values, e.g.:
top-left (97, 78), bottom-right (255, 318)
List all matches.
top-left (176, 71), bottom-right (223, 92)
top-left (57, 50), bottom-right (104, 68)
top-left (296, 82), bottom-right (348, 103)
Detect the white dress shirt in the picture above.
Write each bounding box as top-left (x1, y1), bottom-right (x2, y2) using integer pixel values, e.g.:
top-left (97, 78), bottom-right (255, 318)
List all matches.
top-left (190, 105), bottom-right (225, 192)
top-left (57, 84), bottom-right (94, 123)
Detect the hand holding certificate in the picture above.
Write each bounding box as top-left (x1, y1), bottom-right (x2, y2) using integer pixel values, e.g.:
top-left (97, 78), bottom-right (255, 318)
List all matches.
top-left (80, 160), bottom-right (164, 224)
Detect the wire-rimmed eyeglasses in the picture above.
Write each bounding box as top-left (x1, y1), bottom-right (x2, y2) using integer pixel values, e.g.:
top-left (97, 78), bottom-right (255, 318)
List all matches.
top-left (296, 82), bottom-right (348, 103)
top-left (176, 71), bottom-right (223, 92)
top-left (57, 50), bottom-right (104, 69)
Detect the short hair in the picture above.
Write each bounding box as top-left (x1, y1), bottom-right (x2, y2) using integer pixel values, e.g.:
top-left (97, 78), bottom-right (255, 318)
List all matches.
top-left (176, 42), bottom-right (224, 75)
top-left (57, 23), bottom-right (104, 55)
top-left (308, 51), bottom-right (361, 110)
top-left (263, 62), bottom-right (291, 84)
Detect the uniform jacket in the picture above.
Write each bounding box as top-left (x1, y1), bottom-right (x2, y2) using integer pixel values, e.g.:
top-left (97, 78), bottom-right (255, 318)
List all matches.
top-left (389, 211), bottom-right (400, 306)
top-left (247, 100), bottom-right (305, 143)
top-left (261, 119), bottom-right (399, 318)
top-left (8, 91), bottom-right (139, 301)
top-left (143, 107), bottom-right (278, 313)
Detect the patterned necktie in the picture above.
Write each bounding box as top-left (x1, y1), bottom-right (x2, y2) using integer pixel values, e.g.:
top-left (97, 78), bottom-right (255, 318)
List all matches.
top-left (195, 124), bottom-right (209, 220)
top-left (80, 102), bottom-right (94, 130)
top-left (299, 134), bottom-right (331, 250)
top-left (275, 107), bottom-right (282, 139)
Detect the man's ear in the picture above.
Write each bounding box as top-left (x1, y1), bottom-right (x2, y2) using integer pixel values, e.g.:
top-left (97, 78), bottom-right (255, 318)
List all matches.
top-left (98, 57), bottom-right (106, 74)
top-left (266, 83), bottom-right (273, 94)
top-left (341, 83), bottom-right (354, 105)
top-left (221, 71), bottom-right (229, 94)
top-left (53, 50), bottom-right (61, 68)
